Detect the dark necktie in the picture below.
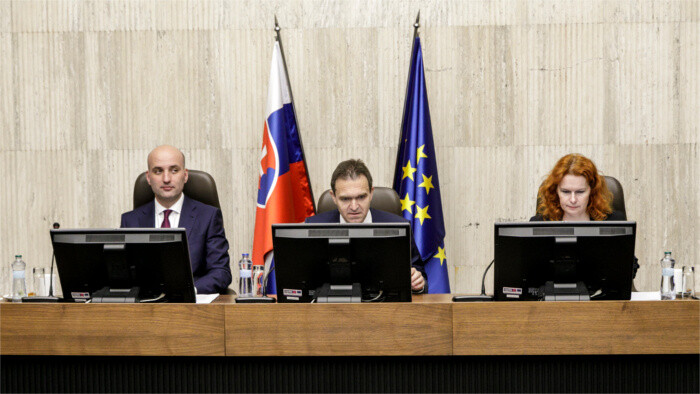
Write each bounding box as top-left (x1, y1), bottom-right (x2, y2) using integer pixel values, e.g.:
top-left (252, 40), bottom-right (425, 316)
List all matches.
top-left (161, 209), bottom-right (172, 228)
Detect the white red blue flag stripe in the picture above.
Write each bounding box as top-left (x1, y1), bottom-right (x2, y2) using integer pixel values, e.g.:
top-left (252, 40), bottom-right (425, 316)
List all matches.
top-left (252, 42), bottom-right (315, 295)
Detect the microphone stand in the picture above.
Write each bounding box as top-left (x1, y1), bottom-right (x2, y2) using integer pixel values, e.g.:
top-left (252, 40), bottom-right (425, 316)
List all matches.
top-left (452, 260), bottom-right (494, 302)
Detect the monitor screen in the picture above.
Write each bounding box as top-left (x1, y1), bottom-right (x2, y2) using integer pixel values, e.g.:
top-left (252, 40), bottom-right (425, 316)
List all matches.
top-left (51, 228), bottom-right (196, 303)
top-left (494, 221), bottom-right (636, 301)
top-left (272, 223), bottom-right (413, 303)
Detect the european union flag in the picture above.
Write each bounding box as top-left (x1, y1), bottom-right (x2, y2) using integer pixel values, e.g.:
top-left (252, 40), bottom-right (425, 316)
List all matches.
top-left (392, 36), bottom-right (450, 293)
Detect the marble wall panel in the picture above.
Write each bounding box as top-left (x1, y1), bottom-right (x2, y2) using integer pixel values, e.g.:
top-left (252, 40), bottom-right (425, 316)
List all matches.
top-left (0, 32), bottom-right (12, 149)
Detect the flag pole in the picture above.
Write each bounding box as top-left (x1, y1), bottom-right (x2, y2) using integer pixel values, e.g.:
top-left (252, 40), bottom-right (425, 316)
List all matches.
top-left (274, 15), bottom-right (316, 212)
top-left (393, 11), bottom-right (421, 190)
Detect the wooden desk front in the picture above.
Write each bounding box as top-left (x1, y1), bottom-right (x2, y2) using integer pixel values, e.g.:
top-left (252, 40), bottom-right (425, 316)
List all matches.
top-left (225, 299), bottom-right (453, 356)
top-left (1, 296), bottom-right (698, 356)
top-left (452, 300), bottom-right (699, 355)
top-left (0, 303), bottom-right (225, 356)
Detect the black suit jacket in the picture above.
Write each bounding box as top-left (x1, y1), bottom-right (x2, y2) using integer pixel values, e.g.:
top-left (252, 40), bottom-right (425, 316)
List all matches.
top-left (305, 208), bottom-right (427, 290)
top-left (121, 195), bottom-right (232, 294)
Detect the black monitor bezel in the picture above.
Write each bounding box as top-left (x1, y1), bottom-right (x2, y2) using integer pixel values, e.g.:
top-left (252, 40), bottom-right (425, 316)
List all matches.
top-left (493, 221), bottom-right (636, 301)
top-left (50, 228), bottom-right (196, 303)
top-left (272, 222), bottom-right (413, 303)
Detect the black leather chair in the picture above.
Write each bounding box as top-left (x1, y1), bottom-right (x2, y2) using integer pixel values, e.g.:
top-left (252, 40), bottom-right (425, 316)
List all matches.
top-left (317, 187), bottom-right (402, 216)
top-left (602, 176), bottom-right (626, 219)
top-left (537, 175), bottom-right (626, 219)
top-left (133, 169), bottom-right (221, 210)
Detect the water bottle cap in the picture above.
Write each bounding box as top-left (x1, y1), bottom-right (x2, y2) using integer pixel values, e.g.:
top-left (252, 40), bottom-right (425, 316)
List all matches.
top-left (15, 255), bottom-right (21, 259)
top-left (665, 251), bottom-right (672, 254)
top-left (242, 253), bottom-right (249, 257)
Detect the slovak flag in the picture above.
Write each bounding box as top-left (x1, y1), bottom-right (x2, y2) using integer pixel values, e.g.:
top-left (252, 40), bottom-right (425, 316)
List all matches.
top-left (252, 41), bottom-right (315, 294)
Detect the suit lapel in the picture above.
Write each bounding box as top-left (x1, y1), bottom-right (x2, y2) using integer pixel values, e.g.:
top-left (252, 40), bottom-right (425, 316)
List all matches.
top-left (179, 195), bottom-right (197, 230)
top-left (139, 202), bottom-right (156, 227)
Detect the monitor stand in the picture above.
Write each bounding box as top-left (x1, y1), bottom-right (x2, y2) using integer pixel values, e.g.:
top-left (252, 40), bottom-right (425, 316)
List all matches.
top-left (316, 283), bottom-right (362, 303)
top-left (92, 287), bottom-right (140, 303)
top-left (542, 281), bottom-right (590, 301)
top-left (92, 243), bottom-right (140, 303)
top-left (317, 245), bottom-right (362, 303)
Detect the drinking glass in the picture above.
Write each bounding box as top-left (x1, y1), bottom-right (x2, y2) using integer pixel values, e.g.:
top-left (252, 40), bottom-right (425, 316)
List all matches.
top-left (33, 267), bottom-right (47, 297)
top-left (681, 266), bottom-right (695, 299)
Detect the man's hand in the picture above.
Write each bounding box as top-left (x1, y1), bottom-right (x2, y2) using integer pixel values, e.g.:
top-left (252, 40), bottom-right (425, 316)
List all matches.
top-left (410, 267), bottom-right (425, 292)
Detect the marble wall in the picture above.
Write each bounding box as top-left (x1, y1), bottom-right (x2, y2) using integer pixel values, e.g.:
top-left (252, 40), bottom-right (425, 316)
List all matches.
top-left (1, 0), bottom-right (697, 294)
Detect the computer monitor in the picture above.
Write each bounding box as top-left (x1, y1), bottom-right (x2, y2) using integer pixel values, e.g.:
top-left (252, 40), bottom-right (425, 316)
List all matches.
top-left (272, 223), bottom-right (413, 303)
top-left (51, 228), bottom-right (196, 303)
top-left (494, 221), bottom-right (636, 301)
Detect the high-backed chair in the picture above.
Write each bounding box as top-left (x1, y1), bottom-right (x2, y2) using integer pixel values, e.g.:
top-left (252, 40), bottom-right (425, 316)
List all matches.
top-left (602, 176), bottom-right (626, 219)
top-left (133, 169), bottom-right (221, 210)
top-left (536, 175), bottom-right (626, 220)
top-left (317, 186), bottom-right (402, 217)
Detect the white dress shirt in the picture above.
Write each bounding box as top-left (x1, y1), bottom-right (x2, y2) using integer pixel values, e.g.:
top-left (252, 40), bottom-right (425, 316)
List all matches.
top-left (154, 194), bottom-right (185, 228)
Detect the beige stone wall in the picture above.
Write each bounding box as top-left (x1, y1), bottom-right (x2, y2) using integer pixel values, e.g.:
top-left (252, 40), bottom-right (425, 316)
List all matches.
top-left (1, 0), bottom-right (697, 294)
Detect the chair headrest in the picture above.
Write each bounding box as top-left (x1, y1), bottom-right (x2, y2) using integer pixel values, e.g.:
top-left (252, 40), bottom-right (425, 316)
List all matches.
top-left (604, 176), bottom-right (626, 219)
top-left (133, 169), bottom-right (221, 209)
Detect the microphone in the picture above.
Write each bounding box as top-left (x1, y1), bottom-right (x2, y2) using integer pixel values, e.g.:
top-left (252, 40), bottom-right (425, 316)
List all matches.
top-left (452, 260), bottom-right (494, 302)
top-left (22, 222), bottom-right (60, 302)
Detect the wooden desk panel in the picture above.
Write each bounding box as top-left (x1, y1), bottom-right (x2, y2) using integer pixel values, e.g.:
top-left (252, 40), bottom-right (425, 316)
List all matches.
top-left (225, 301), bottom-right (453, 356)
top-left (3, 299), bottom-right (697, 357)
top-left (452, 300), bottom-right (700, 355)
top-left (0, 303), bottom-right (225, 356)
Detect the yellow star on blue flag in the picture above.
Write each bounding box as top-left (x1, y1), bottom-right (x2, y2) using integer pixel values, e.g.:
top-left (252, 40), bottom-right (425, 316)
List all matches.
top-left (414, 204), bottom-right (431, 225)
top-left (416, 145), bottom-right (428, 164)
top-left (400, 193), bottom-right (415, 213)
top-left (434, 246), bottom-right (446, 266)
top-left (401, 160), bottom-right (417, 181)
top-left (418, 174), bottom-right (434, 195)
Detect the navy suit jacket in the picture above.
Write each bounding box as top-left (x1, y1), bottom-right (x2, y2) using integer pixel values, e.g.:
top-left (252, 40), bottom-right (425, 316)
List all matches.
top-left (120, 195), bottom-right (232, 294)
top-left (305, 208), bottom-right (427, 286)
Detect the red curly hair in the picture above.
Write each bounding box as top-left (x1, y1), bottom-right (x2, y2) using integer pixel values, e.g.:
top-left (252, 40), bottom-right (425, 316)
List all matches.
top-left (536, 154), bottom-right (613, 221)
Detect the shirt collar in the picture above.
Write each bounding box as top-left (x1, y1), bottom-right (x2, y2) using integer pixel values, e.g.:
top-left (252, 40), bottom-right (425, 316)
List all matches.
top-left (154, 193), bottom-right (185, 215)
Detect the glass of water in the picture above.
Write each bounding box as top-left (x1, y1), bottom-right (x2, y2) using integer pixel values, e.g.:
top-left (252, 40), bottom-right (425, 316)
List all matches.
top-left (681, 266), bottom-right (695, 299)
top-left (33, 267), bottom-right (47, 297)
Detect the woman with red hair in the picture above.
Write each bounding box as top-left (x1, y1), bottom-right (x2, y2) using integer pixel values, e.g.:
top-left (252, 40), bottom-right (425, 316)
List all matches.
top-left (531, 154), bottom-right (625, 221)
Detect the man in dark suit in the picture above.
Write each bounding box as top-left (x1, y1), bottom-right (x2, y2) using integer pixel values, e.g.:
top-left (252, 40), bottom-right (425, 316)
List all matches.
top-left (306, 159), bottom-right (427, 292)
top-left (121, 145), bottom-right (232, 294)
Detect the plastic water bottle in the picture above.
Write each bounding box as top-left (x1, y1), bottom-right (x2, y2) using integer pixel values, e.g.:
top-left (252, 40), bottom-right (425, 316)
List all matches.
top-left (660, 251), bottom-right (676, 300)
top-left (238, 253), bottom-right (252, 297)
top-left (11, 255), bottom-right (27, 302)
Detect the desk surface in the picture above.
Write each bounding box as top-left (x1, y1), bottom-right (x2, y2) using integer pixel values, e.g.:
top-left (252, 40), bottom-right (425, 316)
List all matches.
top-left (1, 296), bottom-right (697, 356)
